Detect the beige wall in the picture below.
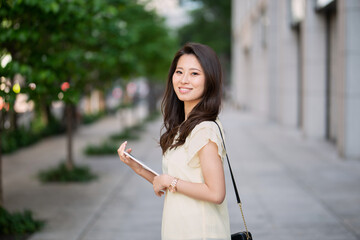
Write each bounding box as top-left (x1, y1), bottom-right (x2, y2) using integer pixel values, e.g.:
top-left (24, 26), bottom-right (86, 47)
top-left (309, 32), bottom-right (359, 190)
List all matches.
top-left (232, 0), bottom-right (360, 160)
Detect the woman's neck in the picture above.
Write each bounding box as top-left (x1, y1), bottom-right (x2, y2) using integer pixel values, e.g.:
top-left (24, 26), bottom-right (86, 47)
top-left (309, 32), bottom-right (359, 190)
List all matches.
top-left (184, 102), bottom-right (195, 120)
top-left (184, 98), bottom-right (202, 120)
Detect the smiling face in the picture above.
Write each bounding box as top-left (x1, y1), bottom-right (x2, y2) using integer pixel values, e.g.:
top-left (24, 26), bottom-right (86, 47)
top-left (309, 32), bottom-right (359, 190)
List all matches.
top-left (172, 54), bottom-right (205, 115)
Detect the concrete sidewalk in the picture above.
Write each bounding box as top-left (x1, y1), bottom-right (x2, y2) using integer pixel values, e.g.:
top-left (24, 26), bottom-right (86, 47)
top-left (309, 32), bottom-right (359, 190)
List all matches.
top-left (3, 105), bottom-right (360, 240)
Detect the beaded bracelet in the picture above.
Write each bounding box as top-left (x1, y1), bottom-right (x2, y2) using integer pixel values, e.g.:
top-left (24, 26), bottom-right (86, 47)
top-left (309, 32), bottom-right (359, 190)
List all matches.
top-left (168, 177), bottom-right (178, 193)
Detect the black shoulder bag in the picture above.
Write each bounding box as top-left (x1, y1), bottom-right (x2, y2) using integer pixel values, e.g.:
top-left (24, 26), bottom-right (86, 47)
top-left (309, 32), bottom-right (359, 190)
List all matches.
top-left (214, 121), bottom-right (253, 240)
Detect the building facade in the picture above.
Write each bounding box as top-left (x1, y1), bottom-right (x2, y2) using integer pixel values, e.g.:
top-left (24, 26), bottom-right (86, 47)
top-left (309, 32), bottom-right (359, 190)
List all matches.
top-left (232, 0), bottom-right (360, 160)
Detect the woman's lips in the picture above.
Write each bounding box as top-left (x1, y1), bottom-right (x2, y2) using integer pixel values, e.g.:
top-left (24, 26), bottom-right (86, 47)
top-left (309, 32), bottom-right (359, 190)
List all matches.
top-left (179, 87), bottom-right (192, 94)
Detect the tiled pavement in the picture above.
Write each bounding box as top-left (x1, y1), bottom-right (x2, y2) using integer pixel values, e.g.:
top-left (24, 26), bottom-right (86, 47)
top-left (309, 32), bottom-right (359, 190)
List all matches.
top-left (3, 105), bottom-right (360, 240)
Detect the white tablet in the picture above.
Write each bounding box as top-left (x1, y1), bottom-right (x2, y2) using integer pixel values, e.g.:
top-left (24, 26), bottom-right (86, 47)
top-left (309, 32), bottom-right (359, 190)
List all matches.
top-left (124, 151), bottom-right (159, 176)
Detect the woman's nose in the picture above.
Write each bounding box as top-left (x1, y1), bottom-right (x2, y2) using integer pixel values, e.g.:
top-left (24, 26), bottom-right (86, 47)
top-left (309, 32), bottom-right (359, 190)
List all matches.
top-left (180, 73), bottom-right (189, 84)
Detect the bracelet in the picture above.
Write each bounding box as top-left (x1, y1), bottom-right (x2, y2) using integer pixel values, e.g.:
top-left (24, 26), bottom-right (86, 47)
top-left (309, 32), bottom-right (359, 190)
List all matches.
top-left (168, 177), bottom-right (178, 193)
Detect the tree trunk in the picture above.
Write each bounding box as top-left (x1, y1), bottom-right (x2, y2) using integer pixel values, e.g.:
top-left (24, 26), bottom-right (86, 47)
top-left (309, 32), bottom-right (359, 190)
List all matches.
top-left (85, 94), bottom-right (91, 115)
top-left (0, 111), bottom-right (4, 207)
top-left (65, 104), bottom-right (74, 171)
top-left (98, 90), bottom-right (105, 112)
top-left (9, 78), bottom-right (18, 132)
top-left (9, 109), bottom-right (17, 132)
top-left (39, 102), bottom-right (53, 126)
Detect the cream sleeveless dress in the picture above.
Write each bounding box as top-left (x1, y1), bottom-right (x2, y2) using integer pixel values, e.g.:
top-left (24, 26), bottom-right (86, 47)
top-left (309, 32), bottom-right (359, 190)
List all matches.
top-left (161, 120), bottom-right (231, 240)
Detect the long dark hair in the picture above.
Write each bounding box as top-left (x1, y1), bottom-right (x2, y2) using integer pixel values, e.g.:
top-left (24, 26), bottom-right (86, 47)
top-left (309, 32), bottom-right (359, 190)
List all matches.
top-left (160, 42), bottom-right (223, 154)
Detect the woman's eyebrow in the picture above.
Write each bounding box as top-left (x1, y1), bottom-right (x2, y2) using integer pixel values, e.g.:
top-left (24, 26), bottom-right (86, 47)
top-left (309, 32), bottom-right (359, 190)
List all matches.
top-left (176, 66), bottom-right (201, 72)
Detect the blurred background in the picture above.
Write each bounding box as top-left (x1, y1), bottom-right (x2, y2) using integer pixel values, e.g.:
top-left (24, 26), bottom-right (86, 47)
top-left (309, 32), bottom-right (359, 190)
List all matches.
top-left (232, 0), bottom-right (360, 161)
top-left (0, 0), bottom-right (230, 160)
top-left (0, 0), bottom-right (359, 239)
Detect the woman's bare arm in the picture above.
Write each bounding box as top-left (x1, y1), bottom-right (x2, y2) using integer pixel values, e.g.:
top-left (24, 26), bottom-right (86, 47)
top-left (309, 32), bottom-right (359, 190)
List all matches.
top-left (153, 141), bottom-right (226, 204)
top-left (117, 141), bottom-right (157, 185)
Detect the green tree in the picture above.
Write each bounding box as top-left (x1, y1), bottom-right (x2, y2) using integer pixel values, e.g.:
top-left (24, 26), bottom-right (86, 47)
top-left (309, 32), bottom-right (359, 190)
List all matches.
top-left (118, 1), bottom-right (177, 111)
top-left (0, 0), bottom-right (97, 171)
top-left (178, 0), bottom-right (231, 82)
top-left (0, 0), bottom-right (176, 204)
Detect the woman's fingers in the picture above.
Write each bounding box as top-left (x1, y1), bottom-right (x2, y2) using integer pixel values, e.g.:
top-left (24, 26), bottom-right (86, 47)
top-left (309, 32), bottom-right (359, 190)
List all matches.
top-left (153, 175), bottom-right (166, 197)
top-left (117, 141), bottom-right (130, 162)
top-left (117, 142), bottom-right (141, 170)
top-left (154, 189), bottom-right (165, 197)
top-left (154, 189), bottom-right (163, 197)
top-left (117, 141), bottom-right (126, 154)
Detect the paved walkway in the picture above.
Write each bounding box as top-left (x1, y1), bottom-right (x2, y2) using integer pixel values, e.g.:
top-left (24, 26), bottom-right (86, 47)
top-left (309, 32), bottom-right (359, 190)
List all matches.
top-left (3, 105), bottom-right (360, 240)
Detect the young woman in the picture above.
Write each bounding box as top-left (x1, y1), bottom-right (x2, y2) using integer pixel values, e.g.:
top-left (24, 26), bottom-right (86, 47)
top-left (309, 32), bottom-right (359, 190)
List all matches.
top-left (118, 42), bottom-right (231, 240)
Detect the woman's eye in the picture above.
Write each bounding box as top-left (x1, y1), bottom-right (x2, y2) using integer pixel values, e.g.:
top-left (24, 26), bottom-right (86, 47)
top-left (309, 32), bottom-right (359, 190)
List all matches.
top-left (191, 72), bottom-right (199, 76)
top-left (175, 71), bottom-right (182, 74)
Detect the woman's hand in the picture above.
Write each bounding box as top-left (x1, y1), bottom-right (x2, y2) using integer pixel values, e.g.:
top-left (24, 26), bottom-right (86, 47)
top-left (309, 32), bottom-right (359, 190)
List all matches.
top-left (117, 141), bottom-right (143, 174)
top-left (153, 174), bottom-right (173, 197)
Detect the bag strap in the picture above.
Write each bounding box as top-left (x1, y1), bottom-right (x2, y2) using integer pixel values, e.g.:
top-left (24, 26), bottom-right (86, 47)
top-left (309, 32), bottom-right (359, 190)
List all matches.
top-left (213, 121), bottom-right (250, 239)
